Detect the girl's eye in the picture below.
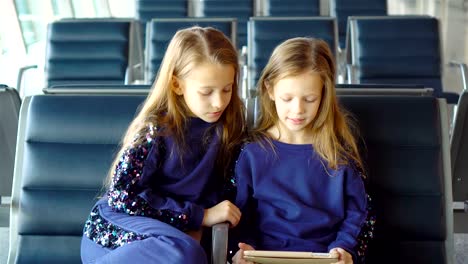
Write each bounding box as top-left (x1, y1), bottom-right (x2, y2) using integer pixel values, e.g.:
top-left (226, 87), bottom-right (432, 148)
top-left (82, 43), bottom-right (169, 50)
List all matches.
top-left (305, 98), bottom-right (316, 103)
top-left (199, 90), bottom-right (212, 96)
top-left (223, 87), bottom-right (232, 93)
top-left (280, 97), bottom-right (291, 102)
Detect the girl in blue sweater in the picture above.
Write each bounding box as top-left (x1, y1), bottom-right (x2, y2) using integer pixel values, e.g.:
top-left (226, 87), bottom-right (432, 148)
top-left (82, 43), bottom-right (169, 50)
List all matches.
top-left (232, 38), bottom-right (375, 264)
top-left (81, 26), bottom-right (245, 263)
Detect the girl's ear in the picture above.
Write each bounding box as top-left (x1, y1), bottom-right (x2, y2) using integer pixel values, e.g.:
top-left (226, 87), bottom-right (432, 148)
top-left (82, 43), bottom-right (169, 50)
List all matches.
top-left (171, 76), bottom-right (183, 95)
top-left (265, 81), bottom-right (275, 101)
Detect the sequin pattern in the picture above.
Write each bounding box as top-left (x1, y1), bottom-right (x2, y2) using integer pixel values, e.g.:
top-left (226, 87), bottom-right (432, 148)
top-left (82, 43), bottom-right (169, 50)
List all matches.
top-left (106, 124), bottom-right (189, 229)
top-left (355, 193), bottom-right (376, 263)
top-left (353, 165), bottom-right (376, 264)
top-left (83, 207), bottom-right (149, 249)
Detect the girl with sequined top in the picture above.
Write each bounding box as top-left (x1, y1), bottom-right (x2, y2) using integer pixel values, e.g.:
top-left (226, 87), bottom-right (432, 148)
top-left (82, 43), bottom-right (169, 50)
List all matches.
top-left (81, 26), bottom-right (245, 263)
top-left (230, 38), bottom-right (375, 264)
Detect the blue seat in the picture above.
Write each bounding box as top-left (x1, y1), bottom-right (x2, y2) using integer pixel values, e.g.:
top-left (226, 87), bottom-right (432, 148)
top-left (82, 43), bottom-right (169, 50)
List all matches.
top-left (136, 0), bottom-right (188, 22)
top-left (329, 0), bottom-right (387, 50)
top-left (247, 17), bottom-right (337, 92)
top-left (261, 0), bottom-right (320, 16)
top-left (0, 85), bottom-right (20, 203)
top-left (198, 0), bottom-right (253, 49)
top-left (45, 19), bottom-right (143, 87)
top-left (8, 94), bottom-right (146, 263)
top-left (340, 95), bottom-right (453, 263)
top-left (347, 16), bottom-right (460, 104)
top-left (145, 18), bottom-right (236, 83)
top-left (135, 0), bottom-right (189, 48)
top-left (238, 94), bottom-right (454, 263)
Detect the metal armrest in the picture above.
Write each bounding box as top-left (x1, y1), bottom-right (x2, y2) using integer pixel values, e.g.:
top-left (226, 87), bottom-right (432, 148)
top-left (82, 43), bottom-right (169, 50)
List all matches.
top-left (346, 64), bottom-right (358, 84)
top-left (453, 201), bottom-right (468, 213)
top-left (212, 222), bottom-right (229, 264)
top-left (16, 64), bottom-right (38, 96)
top-left (448, 61), bottom-right (468, 91)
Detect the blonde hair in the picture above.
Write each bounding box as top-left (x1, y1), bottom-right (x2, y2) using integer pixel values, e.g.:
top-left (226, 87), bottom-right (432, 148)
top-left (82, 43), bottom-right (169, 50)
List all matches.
top-left (254, 37), bottom-right (363, 171)
top-left (105, 26), bottom-right (245, 188)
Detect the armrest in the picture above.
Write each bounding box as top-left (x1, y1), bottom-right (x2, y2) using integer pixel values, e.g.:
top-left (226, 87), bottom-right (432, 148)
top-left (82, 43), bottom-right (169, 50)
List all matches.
top-left (212, 222), bottom-right (229, 264)
top-left (453, 201), bottom-right (468, 213)
top-left (346, 64), bottom-right (358, 84)
top-left (16, 64), bottom-right (38, 96)
top-left (448, 61), bottom-right (468, 91)
top-left (240, 45), bottom-right (249, 99)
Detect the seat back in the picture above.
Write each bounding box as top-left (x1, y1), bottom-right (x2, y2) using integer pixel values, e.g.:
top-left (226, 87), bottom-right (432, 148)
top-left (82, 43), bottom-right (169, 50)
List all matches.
top-left (45, 19), bottom-right (143, 87)
top-left (145, 18), bottom-right (237, 83)
top-left (339, 95), bottom-right (453, 263)
top-left (136, 0), bottom-right (188, 22)
top-left (242, 94), bottom-right (454, 263)
top-left (135, 0), bottom-right (189, 49)
top-left (199, 0), bottom-right (253, 48)
top-left (329, 0), bottom-right (387, 49)
top-left (0, 86), bottom-right (21, 201)
top-left (347, 16), bottom-right (459, 103)
top-left (261, 0), bottom-right (320, 16)
top-left (248, 17), bottom-right (337, 91)
top-left (8, 94), bottom-right (146, 263)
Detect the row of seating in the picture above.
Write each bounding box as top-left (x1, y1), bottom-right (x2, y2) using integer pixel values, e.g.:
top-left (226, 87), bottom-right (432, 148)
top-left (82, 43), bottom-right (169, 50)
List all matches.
top-left (4, 86), bottom-right (458, 263)
top-left (135, 0), bottom-right (387, 48)
top-left (24, 15), bottom-right (466, 106)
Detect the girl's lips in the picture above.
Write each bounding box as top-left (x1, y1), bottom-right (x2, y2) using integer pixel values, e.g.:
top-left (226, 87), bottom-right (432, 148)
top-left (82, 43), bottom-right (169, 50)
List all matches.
top-left (208, 111), bottom-right (222, 117)
top-left (288, 117), bottom-right (305, 125)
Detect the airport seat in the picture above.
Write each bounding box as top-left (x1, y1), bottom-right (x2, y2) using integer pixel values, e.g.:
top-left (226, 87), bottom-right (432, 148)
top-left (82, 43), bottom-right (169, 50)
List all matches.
top-left (8, 94), bottom-right (146, 263)
top-left (44, 19), bottom-right (143, 88)
top-left (227, 94), bottom-right (454, 264)
top-left (340, 95), bottom-right (453, 263)
top-left (346, 16), bottom-right (460, 104)
top-left (260, 0), bottom-right (321, 16)
top-left (0, 85), bottom-right (21, 204)
top-left (145, 18), bottom-right (236, 83)
top-left (135, 0), bottom-right (189, 49)
top-left (247, 17), bottom-right (338, 93)
top-left (136, 0), bottom-right (188, 22)
top-left (197, 0), bottom-right (253, 49)
top-left (8, 93), bottom-right (235, 263)
top-left (329, 0), bottom-right (387, 50)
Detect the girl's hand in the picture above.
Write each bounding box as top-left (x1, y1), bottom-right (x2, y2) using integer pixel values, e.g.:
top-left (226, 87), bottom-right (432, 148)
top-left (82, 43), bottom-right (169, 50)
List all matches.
top-left (329, 248), bottom-right (353, 264)
top-left (232, 242), bottom-right (255, 264)
top-left (202, 200), bottom-right (241, 227)
top-left (185, 229), bottom-right (202, 242)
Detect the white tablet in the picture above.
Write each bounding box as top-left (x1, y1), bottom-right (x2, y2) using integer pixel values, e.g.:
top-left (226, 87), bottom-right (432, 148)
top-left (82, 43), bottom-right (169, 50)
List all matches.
top-left (243, 250), bottom-right (338, 264)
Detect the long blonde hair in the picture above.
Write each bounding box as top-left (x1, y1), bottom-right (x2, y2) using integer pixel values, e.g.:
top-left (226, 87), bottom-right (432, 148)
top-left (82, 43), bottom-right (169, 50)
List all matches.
top-left (105, 26), bottom-right (245, 188)
top-left (254, 37), bottom-right (363, 171)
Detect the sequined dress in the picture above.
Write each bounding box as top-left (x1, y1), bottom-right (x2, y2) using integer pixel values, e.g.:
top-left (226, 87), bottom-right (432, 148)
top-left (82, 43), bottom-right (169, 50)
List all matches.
top-left (81, 118), bottom-right (222, 263)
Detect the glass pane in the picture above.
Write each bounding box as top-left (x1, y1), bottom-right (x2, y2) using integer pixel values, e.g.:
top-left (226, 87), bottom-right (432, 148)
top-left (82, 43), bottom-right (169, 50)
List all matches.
top-left (15, 0), bottom-right (48, 52)
top-left (93, 0), bottom-right (111, 17)
top-left (51, 0), bottom-right (74, 18)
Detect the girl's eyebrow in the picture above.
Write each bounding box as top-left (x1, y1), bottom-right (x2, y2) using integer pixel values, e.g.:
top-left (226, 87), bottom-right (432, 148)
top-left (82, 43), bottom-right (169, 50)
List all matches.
top-left (199, 82), bottom-right (234, 89)
top-left (280, 93), bottom-right (319, 97)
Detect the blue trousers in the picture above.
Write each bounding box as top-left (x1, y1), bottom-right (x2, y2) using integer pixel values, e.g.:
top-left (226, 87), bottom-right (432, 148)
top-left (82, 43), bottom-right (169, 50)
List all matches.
top-left (81, 200), bottom-right (208, 264)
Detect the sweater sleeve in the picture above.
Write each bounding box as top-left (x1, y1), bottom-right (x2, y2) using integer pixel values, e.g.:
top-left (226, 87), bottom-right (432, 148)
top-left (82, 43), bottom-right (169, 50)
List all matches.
top-left (230, 147), bottom-right (258, 248)
top-left (107, 125), bottom-right (204, 231)
top-left (328, 165), bottom-right (368, 259)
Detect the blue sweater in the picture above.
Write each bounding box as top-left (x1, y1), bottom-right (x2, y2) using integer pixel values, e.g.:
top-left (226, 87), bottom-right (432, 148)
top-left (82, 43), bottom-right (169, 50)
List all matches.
top-left (234, 139), bottom-right (367, 256)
